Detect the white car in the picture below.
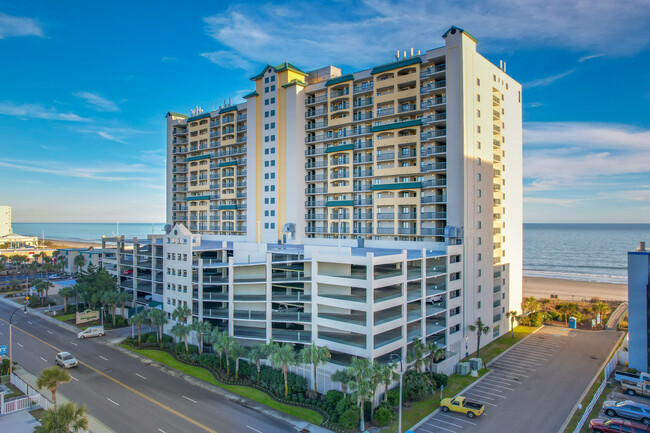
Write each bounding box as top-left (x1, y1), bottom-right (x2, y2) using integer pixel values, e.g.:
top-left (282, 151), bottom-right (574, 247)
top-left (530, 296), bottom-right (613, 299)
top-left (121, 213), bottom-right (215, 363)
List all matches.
top-left (77, 326), bottom-right (105, 339)
top-left (426, 295), bottom-right (444, 304)
top-left (55, 352), bottom-right (78, 369)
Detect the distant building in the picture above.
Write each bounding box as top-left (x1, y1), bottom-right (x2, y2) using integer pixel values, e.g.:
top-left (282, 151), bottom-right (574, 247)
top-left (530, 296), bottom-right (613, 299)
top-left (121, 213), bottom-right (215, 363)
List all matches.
top-left (0, 206), bottom-right (38, 249)
top-left (628, 242), bottom-right (650, 372)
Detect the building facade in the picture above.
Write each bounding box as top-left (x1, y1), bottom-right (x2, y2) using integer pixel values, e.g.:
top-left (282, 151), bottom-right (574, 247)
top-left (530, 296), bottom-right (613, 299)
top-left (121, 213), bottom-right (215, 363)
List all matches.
top-left (0, 205), bottom-right (39, 249)
top-left (628, 243), bottom-right (650, 372)
top-left (107, 27), bottom-right (522, 385)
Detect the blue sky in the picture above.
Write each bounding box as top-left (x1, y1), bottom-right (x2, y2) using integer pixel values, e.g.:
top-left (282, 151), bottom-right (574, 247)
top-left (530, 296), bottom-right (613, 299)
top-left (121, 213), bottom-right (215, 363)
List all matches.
top-left (0, 0), bottom-right (649, 223)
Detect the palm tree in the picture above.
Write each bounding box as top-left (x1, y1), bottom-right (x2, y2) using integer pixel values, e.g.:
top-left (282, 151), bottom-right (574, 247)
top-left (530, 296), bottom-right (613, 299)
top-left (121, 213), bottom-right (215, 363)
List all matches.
top-left (118, 291), bottom-right (131, 318)
top-left (522, 296), bottom-right (540, 316)
top-left (7, 278), bottom-right (22, 292)
top-left (377, 363), bottom-right (398, 402)
top-left (172, 304), bottom-right (192, 324)
top-left (39, 279), bottom-right (54, 306)
top-left (191, 320), bottom-right (212, 353)
top-left (268, 343), bottom-right (297, 398)
top-left (468, 318), bottom-right (490, 359)
top-left (349, 375), bottom-right (374, 431)
top-left (369, 361), bottom-right (382, 421)
top-left (206, 329), bottom-right (225, 369)
top-left (230, 342), bottom-right (248, 381)
top-left (300, 342), bottom-right (331, 393)
top-left (59, 287), bottom-right (72, 312)
top-left (426, 341), bottom-right (446, 370)
top-left (505, 310), bottom-right (519, 341)
top-left (34, 401), bottom-right (89, 433)
top-left (331, 369), bottom-right (352, 395)
top-left (564, 303), bottom-right (580, 325)
top-left (247, 345), bottom-right (268, 385)
top-left (128, 311), bottom-right (148, 346)
top-left (171, 322), bottom-right (191, 354)
top-left (592, 302), bottom-right (610, 322)
top-left (220, 333), bottom-right (236, 376)
top-left (36, 366), bottom-right (71, 409)
top-left (73, 254), bottom-right (85, 274)
top-left (149, 308), bottom-right (168, 342)
top-left (102, 290), bottom-right (119, 327)
top-left (408, 338), bottom-right (427, 373)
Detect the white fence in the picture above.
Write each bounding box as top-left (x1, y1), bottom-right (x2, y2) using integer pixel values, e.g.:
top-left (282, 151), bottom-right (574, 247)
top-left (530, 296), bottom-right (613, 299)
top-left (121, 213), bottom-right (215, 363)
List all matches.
top-left (1, 373), bottom-right (52, 415)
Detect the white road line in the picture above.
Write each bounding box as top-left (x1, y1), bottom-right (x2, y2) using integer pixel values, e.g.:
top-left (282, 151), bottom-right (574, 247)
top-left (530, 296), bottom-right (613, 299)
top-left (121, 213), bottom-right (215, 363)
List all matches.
top-left (417, 426), bottom-right (437, 433)
top-left (508, 353), bottom-right (550, 362)
top-left (481, 381), bottom-right (516, 391)
top-left (492, 370), bottom-right (530, 378)
top-left (0, 331), bottom-right (3, 335)
top-left (182, 395), bottom-right (197, 403)
top-left (463, 396), bottom-right (498, 407)
top-left (438, 413), bottom-right (477, 425)
top-left (488, 374), bottom-right (521, 383)
top-left (99, 355), bottom-right (108, 361)
top-left (39, 356), bottom-right (47, 362)
top-left (473, 386), bottom-right (508, 398)
top-left (70, 375), bottom-right (78, 382)
top-left (246, 426), bottom-right (263, 433)
top-left (492, 362), bottom-right (534, 372)
top-left (27, 321), bottom-right (33, 325)
top-left (70, 342), bottom-right (78, 346)
top-left (422, 423), bottom-right (457, 433)
top-left (17, 343), bottom-right (23, 348)
top-left (106, 397), bottom-right (119, 406)
top-left (500, 356), bottom-right (543, 365)
top-left (136, 373), bottom-right (147, 380)
top-left (46, 330), bottom-right (53, 334)
top-left (515, 346), bottom-right (555, 354)
top-left (465, 390), bottom-right (496, 400)
top-left (158, 429), bottom-right (167, 433)
top-left (431, 418), bottom-right (463, 428)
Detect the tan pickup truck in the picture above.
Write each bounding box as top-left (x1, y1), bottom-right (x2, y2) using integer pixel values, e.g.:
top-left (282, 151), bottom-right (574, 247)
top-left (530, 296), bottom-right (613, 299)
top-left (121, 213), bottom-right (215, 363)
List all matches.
top-left (621, 380), bottom-right (650, 397)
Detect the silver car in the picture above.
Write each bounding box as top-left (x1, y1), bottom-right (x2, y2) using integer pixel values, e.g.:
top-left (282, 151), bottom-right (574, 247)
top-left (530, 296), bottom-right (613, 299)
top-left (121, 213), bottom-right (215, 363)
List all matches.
top-left (55, 351), bottom-right (78, 369)
top-left (603, 400), bottom-right (650, 425)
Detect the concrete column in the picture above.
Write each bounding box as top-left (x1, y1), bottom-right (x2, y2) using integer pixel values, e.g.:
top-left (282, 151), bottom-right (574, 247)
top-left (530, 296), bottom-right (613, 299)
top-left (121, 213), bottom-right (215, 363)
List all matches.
top-left (228, 256), bottom-right (234, 335)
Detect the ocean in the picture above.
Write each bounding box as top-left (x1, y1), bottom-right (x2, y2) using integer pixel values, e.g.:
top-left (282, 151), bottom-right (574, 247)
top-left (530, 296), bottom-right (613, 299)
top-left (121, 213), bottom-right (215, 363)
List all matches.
top-left (12, 222), bottom-right (648, 284)
top-left (523, 223), bottom-right (650, 284)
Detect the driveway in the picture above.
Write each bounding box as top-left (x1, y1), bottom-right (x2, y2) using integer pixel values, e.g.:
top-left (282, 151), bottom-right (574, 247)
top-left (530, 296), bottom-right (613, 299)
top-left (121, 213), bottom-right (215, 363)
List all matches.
top-left (415, 326), bottom-right (623, 433)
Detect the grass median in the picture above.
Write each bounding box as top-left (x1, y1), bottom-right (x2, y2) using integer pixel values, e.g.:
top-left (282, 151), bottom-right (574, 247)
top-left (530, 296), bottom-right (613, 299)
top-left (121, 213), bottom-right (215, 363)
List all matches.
top-left (463, 325), bottom-right (538, 364)
top-left (122, 345), bottom-right (323, 425)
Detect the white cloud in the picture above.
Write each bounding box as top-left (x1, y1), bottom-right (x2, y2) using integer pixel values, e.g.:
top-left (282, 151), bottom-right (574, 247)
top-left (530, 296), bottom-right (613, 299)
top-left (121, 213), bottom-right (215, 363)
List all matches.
top-left (161, 56), bottom-right (179, 63)
top-left (524, 122), bottom-right (650, 150)
top-left (200, 51), bottom-right (254, 71)
top-left (523, 197), bottom-right (579, 206)
top-left (74, 91), bottom-right (120, 112)
top-left (97, 131), bottom-right (125, 143)
top-left (579, 53), bottom-right (605, 62)
top-left (0, 12), bottom-right (43, 39)
top-left (0, 101), bottom-right (86, 121)
top-left (523, 69), bottom-right (575, 88)
top-left (202, 0), bottom-right (650, 70)
top-left (78, 126), bottom-right (151, 144)
top-left (526, 102), bottom-right (543, 108)
top-left (0, 158), bottom-right (160, 182)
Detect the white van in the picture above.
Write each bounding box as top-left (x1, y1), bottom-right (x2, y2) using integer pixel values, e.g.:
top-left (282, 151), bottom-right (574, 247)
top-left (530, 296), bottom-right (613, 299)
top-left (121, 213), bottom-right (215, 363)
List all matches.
top-left (77, 326), bottom-right (105, 339)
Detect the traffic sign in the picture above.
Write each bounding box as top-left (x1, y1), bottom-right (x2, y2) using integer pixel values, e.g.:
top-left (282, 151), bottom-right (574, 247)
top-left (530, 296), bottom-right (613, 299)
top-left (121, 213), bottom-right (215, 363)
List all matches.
top-left (0, 345), bottom-right (8, 355)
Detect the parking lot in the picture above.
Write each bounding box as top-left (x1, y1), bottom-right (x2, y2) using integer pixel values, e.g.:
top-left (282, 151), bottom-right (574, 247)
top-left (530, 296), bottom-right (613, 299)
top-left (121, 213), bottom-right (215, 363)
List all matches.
top-left (415, 326), bottom-right (623, 433)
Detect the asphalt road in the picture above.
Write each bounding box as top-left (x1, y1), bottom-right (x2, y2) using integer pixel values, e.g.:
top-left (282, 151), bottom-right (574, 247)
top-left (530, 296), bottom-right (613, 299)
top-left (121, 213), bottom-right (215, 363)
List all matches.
top-left (415, 326), bottom-right (623, 433)
top-left (0, 300), bottom-right (296, 433)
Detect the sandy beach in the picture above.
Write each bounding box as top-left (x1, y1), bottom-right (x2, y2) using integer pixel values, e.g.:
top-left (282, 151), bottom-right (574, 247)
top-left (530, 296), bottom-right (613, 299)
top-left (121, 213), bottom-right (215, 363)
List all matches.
top-left (48, 239), bottom-right (103, 249)
top-left (523, 276), bottom-right (627, 302)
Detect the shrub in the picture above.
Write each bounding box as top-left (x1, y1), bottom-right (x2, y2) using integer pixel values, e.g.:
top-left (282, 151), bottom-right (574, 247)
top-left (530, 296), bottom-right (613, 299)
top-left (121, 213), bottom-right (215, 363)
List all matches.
top-left (529, 311), bottom-right (544, 327)
top-left (145, 334), bottom-right (158, 344)
top-left (403, 370), bottom-right (435, 402)
top-left (161, 334), bottom-right (173, 344)
top-left (387, 388), bottom-right (400, 407)
top-left (431, 372), bottom-right (448, 388)
top-left (339, 408), bottom-right (359, 430)
top-left (306, 389), bottom-right (318, 400)
top-left (336, 396), bottom-right (356, 416)
top-left (374, 407), bottom-right (395, 427)
top-left (326, 389), bottom-right (344, 406)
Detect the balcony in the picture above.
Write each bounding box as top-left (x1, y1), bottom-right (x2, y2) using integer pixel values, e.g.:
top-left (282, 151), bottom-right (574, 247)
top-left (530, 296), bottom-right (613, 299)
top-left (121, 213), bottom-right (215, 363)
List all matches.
top-left (233, 310), bottom-right (266, 320)
top-left (377, 213), bottom-right (394, 220)
top-left (376, 228), bottom-right (395, 234)
top-left (398, 227), bottom-right (417, 235)
top-left (318, 332), bottom-right (366, 349)
top-left (420, 80), bottom-right (446, 93)
top-left (202, 308), bottom-right (229, 319)
top-left (306, 108), bottom-right (328, 118)
top-left (306, 95), bottom-right (328, 105)
top-left (421, 212), bottom-right (447, 220)
top-left (420, 130), bottom-right (447, 141)
top-left (272, 311), bottom-right (311, 322)
top-left (306, 213), bottom-right (327, 220)
top-left (421, 228), bottom-right (445, 236)
top-left (421, 162), bottom-right (447, 173)
top-left (273, 330), bottom-right (311, 344)
top-left (233, 326), bottom-right (266, 340)
top-left (353, 227), bottom-right (373, 234)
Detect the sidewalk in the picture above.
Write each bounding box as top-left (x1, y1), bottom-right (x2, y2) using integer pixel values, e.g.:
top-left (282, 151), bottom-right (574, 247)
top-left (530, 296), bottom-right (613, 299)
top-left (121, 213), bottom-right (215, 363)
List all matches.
top-left (12, 365), bottom-right (115, 433)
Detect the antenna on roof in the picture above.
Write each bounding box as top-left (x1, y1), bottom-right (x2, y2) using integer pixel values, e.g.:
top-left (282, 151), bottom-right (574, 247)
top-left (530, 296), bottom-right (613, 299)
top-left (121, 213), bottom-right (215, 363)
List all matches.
top-left (403, 51), bottom-right (407, 59)
top-left (417, 50), bottom-right (421, 56)
top-left (410, 48), bottom-right (413, 57)
top-left (396, 50), bottom-right (400, 60)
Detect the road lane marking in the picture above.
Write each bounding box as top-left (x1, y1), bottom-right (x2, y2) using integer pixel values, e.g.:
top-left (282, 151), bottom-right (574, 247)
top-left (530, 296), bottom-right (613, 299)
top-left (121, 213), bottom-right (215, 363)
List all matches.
top-left (0, 316), bottom-right (220, 433)
top-left (480, 380), bottom-right (515, 391)
top-left (158, 430), bottom-right (167, 433)
top-left (46, 330), bottom-right (53, 334)
top-left (136, 373), bottom-right (147, 380)
top-left (488, 374), bottom-right (521, 383)
top-left (0, 331), bottom-right (3, 335)
top-left (431, 418), bottom-right (463, 428)
top-left (70, 375), bottom-right (78, 382)
top-left (465, 390), bottom-right (496, 400)
top-left (17, 343), bottom-right (23, 348)
top-left (40, 356), bottom-right (48, 362)
top-left (473, 386), bottom-right (508, 397)
top-left (99, 355), bottom-right (108, 361)
top-left (422, 423), bottom-right (457, 432)
top-left (27, 321), bottom-right (33, 325)
top-left (183, 395), bottom-right (198, 403)
top-left (438, 413), bottom-right (477, 425)
top-left (70, 342), bottom-right (78, 346)
top-left (106, 397), bottom-right (120, 406)
top-left (246, 426), bottom-right (262, 433)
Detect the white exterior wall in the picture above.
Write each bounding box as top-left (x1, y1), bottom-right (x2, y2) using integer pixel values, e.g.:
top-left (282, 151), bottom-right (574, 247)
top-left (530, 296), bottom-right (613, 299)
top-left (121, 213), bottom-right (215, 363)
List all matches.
top-left (628, 251), bottom-right (649, 372)
top-left (283, 84), bottom-right (307, 244)
top-left (0, 206), bottom-right (11, 236)
top-left (163, 226), bottom-right (195, 332)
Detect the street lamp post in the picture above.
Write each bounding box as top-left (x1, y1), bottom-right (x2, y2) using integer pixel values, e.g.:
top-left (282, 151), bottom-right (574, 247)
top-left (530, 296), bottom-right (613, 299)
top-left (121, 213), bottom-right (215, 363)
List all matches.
top-left (100, 306), bottom-right (104, 327)
top-left (9, 303), bottom-right (28, 376)
top-left (389, 353), bottom-right (404, 433)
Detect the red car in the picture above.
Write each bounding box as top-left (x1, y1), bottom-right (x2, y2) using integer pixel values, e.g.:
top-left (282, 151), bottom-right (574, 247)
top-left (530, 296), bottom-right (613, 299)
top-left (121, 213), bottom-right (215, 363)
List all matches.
top-left (123, 269), bottom-right (133, 275)
top-left (589, 418), bottom-right (650, 433)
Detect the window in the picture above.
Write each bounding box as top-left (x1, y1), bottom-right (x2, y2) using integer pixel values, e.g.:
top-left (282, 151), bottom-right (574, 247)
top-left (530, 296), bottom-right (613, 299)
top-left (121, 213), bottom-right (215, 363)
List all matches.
top-left (478, 301), bottom-right (482, 309)
top-left (270, 185), bottom-right (275, 191)
top-left (264, 186), bottom-right (269, 192)
top-left (477, 125), bottom-right (481, 133)
top-left (450, 324), bottom-right (461, 334)
top-left (264, 173), bottom-right (269, 179)
top-left (477, 205), bottom-right (482, 213)
top-left (477, 94), bottom-right (481, 102)
top-left (476, 78), bottom-right (480, 86)
top-left (270, 210), bottom-right (275, 216)
top-left (264, 210), bottom-right (269, 216)
top-left (477, 157), bottom-right (481, 166)
top-left (477, 284), bottom-right (482, 292)
top-left (270, 85), bottom-right (276, 91)
top-left (450, 289), bottom-right (461, 299)
top-left (477, 173), bottom-right (481, 181)
top-left (264, 198), bottom-right (269, 204)
top-left (270, 122), bottom-right (275, 129)
top-left (264, 223), bottom-right (269, 229)
top-left (270, 75), bottom-right (275, 82)
top-left (265, 99), bottom-right (269, 105)
top-left (264, 161), bottom-right (269, 167)
top-left (264, 86), bottom-right (269, 93)
top-left (265, 148), bottom-right (269, 154)
top-left (270, 198), bottom-right (275, 204)
top-left (270, 223), bottom-right (275, 229)
top-left (477, 237), bottom-right (482, 245)
top-left (264, 77), bottom-right (269, 84)
top-left (478, 269), bottom-right (482, 277)
top-left (477, 141), bottom-right (481, 149)
top-left (270, 97), bottom-right (276, 104)
top-left (270, 135), bottom-right (275, 141)
top-left (477, 253), bottom-right (482, 261)
top-left (265, 111), bottom-right (269, 118)
top-left (477, 110), bottom-right (481, 118)
top-left (270, 160), bottom-right (275, 166)
top-left (265, 124), bottom-right (269, 130)
top-left (265, 136), bottom-right (269, 143)
top-left (270, 147), bottom-right (275, 154)
top-left (477, 189), bottom-right (482, 197)
top-left (477, 221), bottom-right (482, 229)
top-left (271, 109), bottom-right (275, 116)
top-left (270, 172), bottom-right (275, 179)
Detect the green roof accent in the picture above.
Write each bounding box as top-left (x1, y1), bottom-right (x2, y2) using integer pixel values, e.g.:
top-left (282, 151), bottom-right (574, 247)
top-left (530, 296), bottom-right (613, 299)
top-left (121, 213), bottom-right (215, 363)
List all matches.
top-left (325, 74), bottom-right (355, 87)
top-left (371, 57), bottom-right (422, 75)
top-left (442, 26), bottom-right (479, 44)
top-left (219, 106), bottom-right (238, 114)
top-left (187, 112), bottom-right (211, 123)
top-left (243, 91), bottom-right (258, 99)
top-left (218, 161), bottom-right (238, 167)
top-left (251, 62), bottom-right (307, 81)
top-left (371, 182), bottom-right (422, 191)
top-left (167, 111), bottom-right (188, 119)
top-left (326, 200), bottom-right (354, 207)
top-left (219, 204), bottom-right (238, 210)
top-left (282, 79), bottom-right (307, 88)
top-left (186, 154), bottom-right (211, 162)
top-left (371, 119), bottom-right (422, 133)
top-left (325, 144), bottom-right (355, 153)
top-left (187, 195), bottom-right (211, 201)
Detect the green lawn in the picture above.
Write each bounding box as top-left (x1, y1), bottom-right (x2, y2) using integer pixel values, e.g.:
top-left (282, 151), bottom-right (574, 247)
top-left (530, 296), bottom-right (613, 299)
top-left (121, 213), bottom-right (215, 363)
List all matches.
top-left (53, 313), bottom-right (76, 322)
top-left (463, 325), bottom-right (538, 364)
top-left (123, 346), bottom-right (323, 425)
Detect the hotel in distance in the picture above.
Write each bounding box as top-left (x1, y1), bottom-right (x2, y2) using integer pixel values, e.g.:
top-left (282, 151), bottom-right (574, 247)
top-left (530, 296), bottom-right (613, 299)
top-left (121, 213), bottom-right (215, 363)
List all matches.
top-left (99, 27), bottom-right (522, 391)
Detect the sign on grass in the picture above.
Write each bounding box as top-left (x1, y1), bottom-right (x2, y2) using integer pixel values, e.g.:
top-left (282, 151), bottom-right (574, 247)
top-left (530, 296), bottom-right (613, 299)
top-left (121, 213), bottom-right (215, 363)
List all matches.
top-left (76, 309), bottom-right (99, 324)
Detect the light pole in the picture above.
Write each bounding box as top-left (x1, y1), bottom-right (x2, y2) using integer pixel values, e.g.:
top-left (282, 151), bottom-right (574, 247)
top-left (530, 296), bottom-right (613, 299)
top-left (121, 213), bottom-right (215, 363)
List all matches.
top-left (100, 306), bottom-right (104, 327)
top-left (389, 353), bottom-right (403, 433)
top-left (9, 304), bottom-right (28, 376)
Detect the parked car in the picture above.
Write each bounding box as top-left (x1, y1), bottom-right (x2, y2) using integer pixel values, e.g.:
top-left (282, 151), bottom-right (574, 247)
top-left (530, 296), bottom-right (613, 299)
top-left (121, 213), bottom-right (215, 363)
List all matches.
top-left (440, 396), bottom-right (485, 418)
top-left (602, 400), bottom-right (650, 425)
top-left (55, 352), bottom-right (78, 369)
top-left (426, 294), bottom-right (444, 304)
top-left (622, 380), bottom-right (650, 398)
top-left (616, 371), bottom-right (650, 384)
top-left (144, 295), bottom-right (153, 302)
top-left (272, 304), bottom-right (304, 313)
top-left (589, 418), bottom-right (650, 432)
top-left (123, 269), bottom-right (133, 275)
top-left (77, 326), bottom-right (105, 339)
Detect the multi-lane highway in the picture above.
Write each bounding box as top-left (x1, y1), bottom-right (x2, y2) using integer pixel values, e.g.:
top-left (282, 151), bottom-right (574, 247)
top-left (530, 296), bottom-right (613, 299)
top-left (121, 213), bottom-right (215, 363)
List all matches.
top-left (0, 299), bottom-right (295, 433)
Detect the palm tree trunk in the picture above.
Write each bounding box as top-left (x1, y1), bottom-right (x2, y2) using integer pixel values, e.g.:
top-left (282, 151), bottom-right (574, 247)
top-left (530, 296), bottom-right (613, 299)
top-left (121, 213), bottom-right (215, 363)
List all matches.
top-left (184, 336), bottom-right (189, 354)
top-left (256, 364), bottom-right (261, 385)
top-left (359, 398), bottom-right (365, 431)
top-left (137, 325), bottom-right (142, 346)
top-left (113, 305), bottom-right (117, 327)
top-left (52, 388), bottom-right (57, 410)
top-left (476, 335), bottom-right (481, 358)
top-left (283, 367), bottom-right (288, 397)
top-left (235, 359), bottom-right (240, 381)
top-left (225, 350), bottom-right (230, 376)
top-left (313, 363), bottom-right (318, 393)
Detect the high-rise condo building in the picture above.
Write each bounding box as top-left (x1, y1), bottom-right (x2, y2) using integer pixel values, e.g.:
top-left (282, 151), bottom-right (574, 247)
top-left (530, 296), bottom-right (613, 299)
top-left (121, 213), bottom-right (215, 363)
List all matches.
top-left (104, 27), bottom-right (522, 389)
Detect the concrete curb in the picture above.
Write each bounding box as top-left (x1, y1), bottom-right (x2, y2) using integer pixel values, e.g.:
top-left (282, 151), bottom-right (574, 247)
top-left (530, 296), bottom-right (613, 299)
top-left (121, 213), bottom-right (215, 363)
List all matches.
top-left (12, 366), bottom-right (115, 433)
top-left (556, 330), bottom-right (626, 433)
top-left (410, 326), bottom-right (542, 432)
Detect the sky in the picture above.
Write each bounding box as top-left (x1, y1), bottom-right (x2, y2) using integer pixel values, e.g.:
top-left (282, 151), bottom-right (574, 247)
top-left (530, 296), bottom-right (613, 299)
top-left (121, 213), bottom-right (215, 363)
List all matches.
top-left (0, 0), bottom-right (649, 223)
